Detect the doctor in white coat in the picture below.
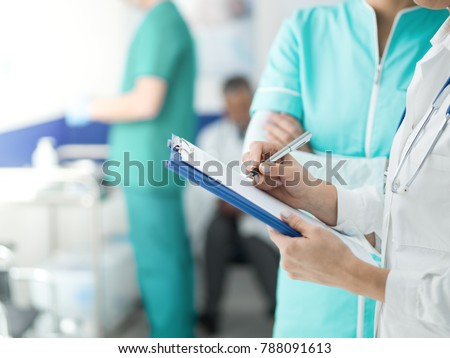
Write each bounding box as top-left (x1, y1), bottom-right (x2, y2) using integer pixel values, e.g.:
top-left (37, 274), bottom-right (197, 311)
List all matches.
top-left (244, 1), bottom-right (450, 337)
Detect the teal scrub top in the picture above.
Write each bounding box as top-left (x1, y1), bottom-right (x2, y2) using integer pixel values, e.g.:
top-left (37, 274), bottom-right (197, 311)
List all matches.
top-left (108, 1), bottom-right (196, 195)
top-left (251, 0), bottom-right (448, 338)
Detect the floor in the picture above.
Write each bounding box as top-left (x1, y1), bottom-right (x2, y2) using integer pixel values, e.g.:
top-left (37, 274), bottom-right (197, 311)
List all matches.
top-left (113, 265), bottom-right (274, 338)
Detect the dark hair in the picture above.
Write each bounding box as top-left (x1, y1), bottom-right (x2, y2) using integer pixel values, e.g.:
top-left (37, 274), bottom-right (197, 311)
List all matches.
top-left (223, 76), bottom-right (252, 94)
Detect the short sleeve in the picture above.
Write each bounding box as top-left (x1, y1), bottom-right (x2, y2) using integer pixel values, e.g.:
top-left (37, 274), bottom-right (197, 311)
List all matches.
top-left (133, 20), bottom-right (186, 82)
top-left (251, 17), bottom-right (303, 119)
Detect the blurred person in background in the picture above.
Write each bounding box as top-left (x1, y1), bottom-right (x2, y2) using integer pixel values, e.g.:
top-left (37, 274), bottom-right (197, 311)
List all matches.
top-left (188, 77), bottom-right (279, 334)
top-left (243, 0), bottom-right (448, 338)
top-left (65, 0), bottom-right (196, 338)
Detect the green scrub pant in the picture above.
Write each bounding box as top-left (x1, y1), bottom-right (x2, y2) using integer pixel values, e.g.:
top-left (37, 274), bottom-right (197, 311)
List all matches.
top-left (124, 190), bottom-right (195, 338)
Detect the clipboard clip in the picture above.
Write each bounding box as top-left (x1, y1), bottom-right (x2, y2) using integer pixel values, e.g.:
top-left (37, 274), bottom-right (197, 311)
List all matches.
top-left (168, 134), bottom-right (195, 157)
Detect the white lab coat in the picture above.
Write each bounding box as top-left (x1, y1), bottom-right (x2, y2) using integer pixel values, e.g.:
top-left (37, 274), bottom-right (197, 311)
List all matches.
top-left (184, 118), bottom-right (271, 256)
top-left (337, 16), bottom-right (450, 337)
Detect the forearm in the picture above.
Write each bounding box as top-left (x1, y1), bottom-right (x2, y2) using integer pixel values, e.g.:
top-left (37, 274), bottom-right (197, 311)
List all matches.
top-left (299, 179), bottom-right (338, 226)
top-left (288, 153), bottom-right (386, 231)
top-left (242, 111), bottom-right (272, 154)
top-left (272, 214), bottom-right (388, 302)
top-left (345, 256), bottom-right (389, 302)
top-left (90, 92), bottom-right (155, 123)
top-left (90, 77), bottom-right (167, 123)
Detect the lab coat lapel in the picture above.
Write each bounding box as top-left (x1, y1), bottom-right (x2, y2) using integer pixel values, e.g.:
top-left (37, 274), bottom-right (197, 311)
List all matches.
top-left (390, 50), bottom-right (449, 166)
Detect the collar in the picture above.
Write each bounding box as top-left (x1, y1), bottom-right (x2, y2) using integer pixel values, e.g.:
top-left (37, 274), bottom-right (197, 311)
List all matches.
top-left (150, 0), bottom-right (170, 11)
top-left (361, 0), bottom-right (421, 16)
top-left (431, 15), bottom-right (450, 48)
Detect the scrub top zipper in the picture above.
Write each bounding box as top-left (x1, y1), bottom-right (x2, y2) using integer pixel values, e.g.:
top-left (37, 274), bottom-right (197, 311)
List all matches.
top-left (364, 6), bottom-right (419, 158)
top-left (358, 4), bottom-right (420, 338)
top-left (365, 62), bottom-right (382, 158)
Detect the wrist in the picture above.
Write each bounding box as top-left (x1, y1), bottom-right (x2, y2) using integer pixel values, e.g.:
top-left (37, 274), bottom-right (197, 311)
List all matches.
top-left (89, 98), bottom-right (103, 121)
top-left (295, 166), bottom-right (320, 205)
top-left (300, 180), bottom-right (338, 226)
top-left (345, 256), bottom-right (389, 302)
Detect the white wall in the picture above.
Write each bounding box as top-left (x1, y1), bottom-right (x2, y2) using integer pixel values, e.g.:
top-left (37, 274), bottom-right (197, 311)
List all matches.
top-left (0, 0), bottom-right (142, 133)
top-left (188, 0), bottom-right (342, 113)
top-left (0, 0), bottom-right (342, 131)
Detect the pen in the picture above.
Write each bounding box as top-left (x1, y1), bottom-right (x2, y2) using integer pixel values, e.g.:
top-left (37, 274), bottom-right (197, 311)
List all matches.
top-left (248, 131), bottom-right (312, 179)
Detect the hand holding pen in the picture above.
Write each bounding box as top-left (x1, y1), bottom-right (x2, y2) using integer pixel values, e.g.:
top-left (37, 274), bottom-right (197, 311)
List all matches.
top-left (247, 131), bottom-right (312, 179)
top-left (242, 132), bottom-right (314, 210)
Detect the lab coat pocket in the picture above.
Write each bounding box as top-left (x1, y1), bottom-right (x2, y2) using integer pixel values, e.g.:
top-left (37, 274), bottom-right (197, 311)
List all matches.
top-left (425, 153), bottom-right (450, 173)
top-left (395, 152), bottom-right (450, 254)
top-left (424, 154), bottom-right (450, 252)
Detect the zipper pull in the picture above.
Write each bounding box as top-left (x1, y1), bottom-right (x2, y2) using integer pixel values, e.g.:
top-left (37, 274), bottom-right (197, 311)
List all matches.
top-left (375, 64), bottom-right (382, 85)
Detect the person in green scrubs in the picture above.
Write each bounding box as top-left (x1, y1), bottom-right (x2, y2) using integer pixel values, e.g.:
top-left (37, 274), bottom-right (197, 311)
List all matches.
top-left (66, 0), bottom-right (196, 337)
top-left (243, 0), bottom-right (448, 338)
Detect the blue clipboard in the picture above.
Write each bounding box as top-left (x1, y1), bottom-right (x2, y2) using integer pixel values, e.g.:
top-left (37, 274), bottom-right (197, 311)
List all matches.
top-left (166, 149), bottom-right (301, 238)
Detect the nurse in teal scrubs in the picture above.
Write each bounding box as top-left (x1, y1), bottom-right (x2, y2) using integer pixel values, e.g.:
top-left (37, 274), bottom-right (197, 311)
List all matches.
top-left (244, 0), bottom-right (447, 338)
top-left (66, 0), bottom-right (196, 337)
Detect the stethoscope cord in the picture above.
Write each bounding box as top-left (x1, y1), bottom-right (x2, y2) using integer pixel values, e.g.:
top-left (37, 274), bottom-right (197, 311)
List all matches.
top-left (391, 76), bottom-right (450, 194)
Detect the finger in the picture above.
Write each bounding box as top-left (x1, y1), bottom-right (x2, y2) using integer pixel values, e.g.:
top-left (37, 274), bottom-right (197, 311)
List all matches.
top-left (266, 112), bottom-right (284, 122)
top-left (268, 227), bottom-right (291, 252)
top-left (243, 142), bottom-right (264, 174)
top-left (280, 212), bottom-right (317, 237)
top-left (280, 113), bottom-right (305, 130)
top-left (267, 132), bottom-right (285, 147)
top-left (244, 141), bottom-right (281, 173)
top-left (252, 173), bottom-right (283, 191)
top-left (276, 115), bottom-right (302, 135)
top-left (242, 152), bottom-right (260, 174)
top-left (242, 151), bottom-right (251, 165)
top-left (265, 123), bottom-right (296, 145)
top-left (259, 160), bottom-right (299, 183)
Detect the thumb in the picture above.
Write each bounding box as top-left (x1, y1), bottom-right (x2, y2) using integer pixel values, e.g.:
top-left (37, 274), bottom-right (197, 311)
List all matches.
top-left (281, 211), bottom-right (315, 237)
top-left (268, 227), bottom-right (291, 251)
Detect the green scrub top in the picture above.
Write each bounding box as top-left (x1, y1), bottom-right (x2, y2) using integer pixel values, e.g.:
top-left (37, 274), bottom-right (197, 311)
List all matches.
top-left (251, 0), bottom-right (448, 338)
top-left (108, 1), bottom-right (196, 194)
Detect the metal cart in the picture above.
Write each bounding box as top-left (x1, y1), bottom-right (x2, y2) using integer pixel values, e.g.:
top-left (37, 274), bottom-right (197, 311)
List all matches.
top-left (0, 168), bottom-right (104, 337)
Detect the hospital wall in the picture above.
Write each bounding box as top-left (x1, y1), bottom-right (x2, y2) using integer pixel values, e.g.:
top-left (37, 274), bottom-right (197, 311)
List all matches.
top-left (0, 0), bottom-right (340, 307)
top-left (0, 0), bottom-right (341, 167)
top-left (0, 1), bottom-right (342, 266)
top-left (0, 0), bottom-right (340, 265)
